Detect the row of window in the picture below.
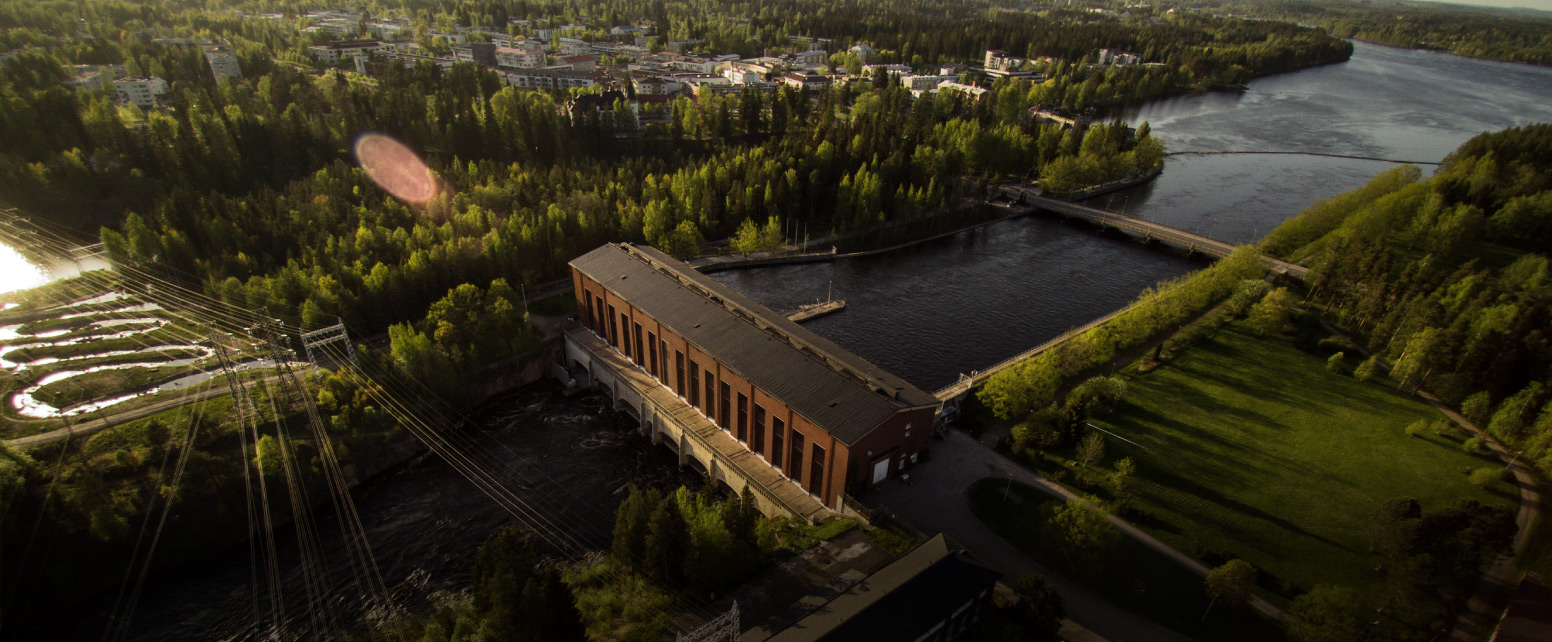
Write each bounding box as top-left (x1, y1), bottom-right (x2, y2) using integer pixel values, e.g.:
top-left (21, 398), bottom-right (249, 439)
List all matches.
top-left (585, 288), bottom-right (828, 498)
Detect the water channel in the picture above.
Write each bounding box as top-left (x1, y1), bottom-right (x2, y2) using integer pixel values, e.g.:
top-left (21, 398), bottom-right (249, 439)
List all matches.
top-left (25, 39), bottom-right (1552, 641)
top-left (712, 40), bottom-right (1552, 391)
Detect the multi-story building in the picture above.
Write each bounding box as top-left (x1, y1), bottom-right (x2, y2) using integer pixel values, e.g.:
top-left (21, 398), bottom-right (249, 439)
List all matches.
top-left (861, 63), bottom-right (912, 78)
top-left (504, 68), bottom-right (595, 90)
top-left (782, 71), bottom-right (831, 91)
top-left (308, 40), bottom-right (395, 64)
top-left (494, 45), bottom-right (547, 68)
top-left (204, 45), bottom-right (242, 79)
top-left (849, 43), bottom-right (876, 63)
top-left (559, 54), bottom-right (597, 72)
top-left (567, 244), bottom-right (939, 516)
top-left (113, 76), bottom-right (170, 108)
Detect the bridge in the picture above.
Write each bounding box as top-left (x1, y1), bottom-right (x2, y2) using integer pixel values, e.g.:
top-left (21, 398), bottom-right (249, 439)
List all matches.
top-left (996, 186), bottom-right (1308, 280)
top-left (930, 187), bottom-right (1310, 405)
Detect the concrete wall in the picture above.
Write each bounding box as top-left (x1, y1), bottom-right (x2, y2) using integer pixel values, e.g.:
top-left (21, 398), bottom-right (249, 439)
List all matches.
top-left (559, 332), bottom-right (796, 519)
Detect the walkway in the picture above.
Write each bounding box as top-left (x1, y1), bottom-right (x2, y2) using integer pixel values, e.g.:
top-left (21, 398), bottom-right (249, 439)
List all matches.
top-left (565, 327), bottom-right (831, 522)
top-left (867, 428), bottom-right (1283, 642)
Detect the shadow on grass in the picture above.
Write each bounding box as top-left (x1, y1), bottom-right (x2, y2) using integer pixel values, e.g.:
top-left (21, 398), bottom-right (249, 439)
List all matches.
top-left (967, 478), bottom-right (1288, 642)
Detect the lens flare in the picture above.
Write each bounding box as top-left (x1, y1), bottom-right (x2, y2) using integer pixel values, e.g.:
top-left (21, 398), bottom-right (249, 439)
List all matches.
top-left (353, 133), bottom-right (439, 204)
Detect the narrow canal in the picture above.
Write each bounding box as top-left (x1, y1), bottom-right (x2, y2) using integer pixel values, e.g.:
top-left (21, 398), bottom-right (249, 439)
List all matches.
top-left (713, 40), bottom-right (1552, 390)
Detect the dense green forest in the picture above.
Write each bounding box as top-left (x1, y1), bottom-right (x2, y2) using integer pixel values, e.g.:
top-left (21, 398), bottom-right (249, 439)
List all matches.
top-left (0, 0), bottom-right (1351, 377)
top-left (0, 0), bottom-right (1360, 635)
top-left (1265, 124), bottom-right (1552, 479)
top-left (1201, 0), bottom-right (1552, 66)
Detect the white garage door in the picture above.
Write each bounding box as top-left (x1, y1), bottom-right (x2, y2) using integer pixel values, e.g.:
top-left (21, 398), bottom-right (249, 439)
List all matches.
top-left (872, 457), bottom-right (890, 484)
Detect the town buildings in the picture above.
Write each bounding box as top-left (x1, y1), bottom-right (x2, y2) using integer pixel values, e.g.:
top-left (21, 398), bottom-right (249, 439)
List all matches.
top-left (203, 45), bottom-right (242, 79)
top-left (308, 40), bottom-right (395, 64)
top-left (113, 76), bottom-right (169, 108)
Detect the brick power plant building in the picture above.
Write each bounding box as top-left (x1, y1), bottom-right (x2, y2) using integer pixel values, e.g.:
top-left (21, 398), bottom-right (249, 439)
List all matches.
top-left (563, 243), bottom-right (938, 520)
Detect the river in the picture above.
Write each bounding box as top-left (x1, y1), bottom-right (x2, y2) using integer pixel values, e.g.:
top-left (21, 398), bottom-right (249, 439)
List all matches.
top-left (47, 383), bottom-right (699, 642)
top-left (30, 39), bottom-right (1552, 641)
top-left (711, 40), bottom-right (1552, 390)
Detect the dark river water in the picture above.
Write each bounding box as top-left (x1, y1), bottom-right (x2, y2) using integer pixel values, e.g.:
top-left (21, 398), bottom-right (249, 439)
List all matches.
top-left (712, 40), bottom-right (1552, 391)
top-left (48, 40), bottom-right (1552, 641)
top-left (55, 384), bottom-right (699, 642)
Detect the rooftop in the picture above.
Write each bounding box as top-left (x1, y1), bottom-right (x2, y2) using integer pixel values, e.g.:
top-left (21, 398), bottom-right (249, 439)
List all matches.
top-left (765, 534), bottom-right (1001, 642)
top-left (570, 244), bottom-right (937, 444)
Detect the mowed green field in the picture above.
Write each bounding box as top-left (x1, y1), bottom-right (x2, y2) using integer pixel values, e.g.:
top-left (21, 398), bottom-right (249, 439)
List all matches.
top-left (1092, 324), bottom-right (1516, 598)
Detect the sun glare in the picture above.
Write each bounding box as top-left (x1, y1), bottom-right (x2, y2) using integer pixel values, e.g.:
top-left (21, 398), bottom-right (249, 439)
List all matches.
top-left (354, 133), bottom-right (440, 205)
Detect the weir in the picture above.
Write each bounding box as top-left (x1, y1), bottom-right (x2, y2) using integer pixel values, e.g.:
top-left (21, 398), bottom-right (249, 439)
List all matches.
top-left (930, 188), bottom-right (1310, 407)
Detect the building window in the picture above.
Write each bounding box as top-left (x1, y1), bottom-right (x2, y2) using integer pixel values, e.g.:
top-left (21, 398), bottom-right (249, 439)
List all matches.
top-left (771, 418), bottom-right (784, 468)
top-left (718, 381), bottom-right (730, 429)
top-left (809, 445), bottom-right (825, 496)
top-left (633, 323), bottom-right (644, 365)
top-left (740, 395), bottom-right (751, 444)
top-left (660, 340), bottom-right (669, 384)
top-left (675, 351), bottom-right (685, 397)
top-left (606, 304), bottom-right (618, 346)
top-left (688, 361), bottom-right (699, 407)
top-left (584, 291), bottom-right (595, 332)
top-left (789, 431), bottom-right (804, 483)
top-left (704, 376), bottom-right (715, 417)
top-left (905, 423), bottom-right (912, 438)
top-left (621, 313), bottom-right (631, 355)
top-left (647, 332), bottom-right (657, 376)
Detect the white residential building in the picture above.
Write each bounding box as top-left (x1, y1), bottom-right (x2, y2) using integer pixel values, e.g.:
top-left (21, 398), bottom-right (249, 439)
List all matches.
top-left (505, 68), bottom-right (595, 90)
top-left (902, 74), bottom-right (951, 93)
top-left (114, 76), bottom-right (169, 108)
top-left (849, 43), bottom-right (876, 63)
top-left (795, 50), bottom-right (828, 65)
top-left (937, 80), bottom-right (987, 99)
top-left (428, 31), bottom-right (468, 46)
top-left (308, 40), bottom-right (395, 64)
top-left (781, 71), bottom-right (830, 91)
top-left (495, 45), bottom-right (547, 68)
top-left (722, 67), bottom-right (761, 84)
top-left (861, 63), bottom-right (911, 77)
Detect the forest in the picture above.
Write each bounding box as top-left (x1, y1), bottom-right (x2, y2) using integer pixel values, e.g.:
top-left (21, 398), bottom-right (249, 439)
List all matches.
top-left (1205, 0), bottom-right (1552, 66)
top-left (1266, 124), bottom-right (1552, 479)
top-left (0, 0), bottom-right (1363, 636)
top-left (0, 0), bottom-right (1350, 357)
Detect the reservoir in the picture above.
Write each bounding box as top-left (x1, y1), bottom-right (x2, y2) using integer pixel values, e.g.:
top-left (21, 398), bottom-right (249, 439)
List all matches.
top-left (45, 40), bottom-right (1552, 641)
top-left (712, 40), bottom-right (1552, 390)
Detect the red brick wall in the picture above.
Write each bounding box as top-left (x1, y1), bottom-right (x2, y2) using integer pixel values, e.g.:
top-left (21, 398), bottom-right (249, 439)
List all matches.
top-left (572, 265), bottom-right (931, 510)
top-left (845, 406), bottom-right (936, 491)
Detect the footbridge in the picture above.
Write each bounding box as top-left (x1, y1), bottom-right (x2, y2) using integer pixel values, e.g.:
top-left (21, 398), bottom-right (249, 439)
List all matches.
top-left (997, 187), bottom-right (1308, 280)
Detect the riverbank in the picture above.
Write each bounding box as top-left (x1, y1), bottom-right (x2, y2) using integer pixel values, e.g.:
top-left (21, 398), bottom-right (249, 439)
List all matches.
top-left (693, 168), bottom-right (1169, 275)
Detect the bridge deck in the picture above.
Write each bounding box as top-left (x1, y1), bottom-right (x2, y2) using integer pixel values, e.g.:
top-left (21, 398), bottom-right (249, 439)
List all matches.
top-left (567, 327), bottom-right (831, 522)
top-left (1012, 191), bottom-right (1308, 279)
top-left (933, 189), bottom-right (1310, 402)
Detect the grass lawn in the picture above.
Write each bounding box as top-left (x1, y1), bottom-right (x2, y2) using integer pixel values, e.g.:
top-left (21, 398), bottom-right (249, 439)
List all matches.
top-left (1089, 323), bottom-right (1516, 603)
top-left (968, 478), bottom-right (1285, 642)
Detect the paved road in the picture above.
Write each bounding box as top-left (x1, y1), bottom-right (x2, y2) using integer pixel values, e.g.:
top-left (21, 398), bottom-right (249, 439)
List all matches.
top-left (867, 428), bottom-right (1203, 642)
